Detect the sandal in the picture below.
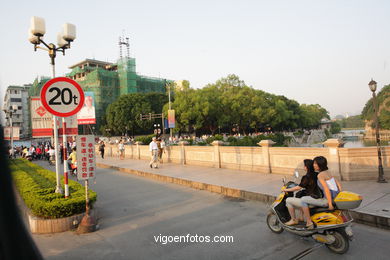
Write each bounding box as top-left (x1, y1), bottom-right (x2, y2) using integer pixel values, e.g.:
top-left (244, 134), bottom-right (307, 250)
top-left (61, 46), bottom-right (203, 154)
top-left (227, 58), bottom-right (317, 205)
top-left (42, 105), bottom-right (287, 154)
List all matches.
top-left (285, 219), bottom-right (299, 226)
top-left (306, 223), bottom-right (315, 230)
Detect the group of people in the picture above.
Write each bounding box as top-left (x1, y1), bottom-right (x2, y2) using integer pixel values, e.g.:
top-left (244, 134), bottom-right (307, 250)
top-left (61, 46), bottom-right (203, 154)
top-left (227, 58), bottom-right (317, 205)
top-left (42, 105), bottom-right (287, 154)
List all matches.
top-left (283, 156), bottom-right (342, 229)
top-left (149, 137), bottom-right (166, 168)
top-left (8, 144), bottom-right (56, 162)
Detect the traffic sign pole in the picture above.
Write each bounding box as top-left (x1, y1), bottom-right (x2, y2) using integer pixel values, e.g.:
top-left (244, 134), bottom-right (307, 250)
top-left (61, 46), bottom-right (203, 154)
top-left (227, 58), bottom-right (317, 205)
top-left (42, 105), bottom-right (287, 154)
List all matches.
top-left (63, 118), bottom-right (69, 198)
top-left (53, 115), bottom-right (63, 194)
top-left (41, 75), bottom-right (84, 196)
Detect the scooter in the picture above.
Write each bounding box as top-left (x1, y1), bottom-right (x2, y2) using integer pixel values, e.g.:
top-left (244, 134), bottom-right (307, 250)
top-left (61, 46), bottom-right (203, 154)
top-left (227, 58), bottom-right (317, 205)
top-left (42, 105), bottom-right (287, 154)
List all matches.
top-left (69, 162), bottom-right (77, 176)
top-left (266, 172), bottom-right (362, 254)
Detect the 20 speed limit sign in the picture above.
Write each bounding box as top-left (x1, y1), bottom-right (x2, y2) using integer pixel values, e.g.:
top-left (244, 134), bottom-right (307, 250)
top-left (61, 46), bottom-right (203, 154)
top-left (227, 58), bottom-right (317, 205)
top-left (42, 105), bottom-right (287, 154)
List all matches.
top-left (40, 77), bottom-right (85, 117)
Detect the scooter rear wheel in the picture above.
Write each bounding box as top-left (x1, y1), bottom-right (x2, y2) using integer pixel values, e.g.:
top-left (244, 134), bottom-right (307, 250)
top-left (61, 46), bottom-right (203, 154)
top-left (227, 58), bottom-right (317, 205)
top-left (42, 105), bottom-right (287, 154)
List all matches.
top-left (326, 230), bottom-right (349, 254)
top-left (266, 212), bottom-right (284, 234)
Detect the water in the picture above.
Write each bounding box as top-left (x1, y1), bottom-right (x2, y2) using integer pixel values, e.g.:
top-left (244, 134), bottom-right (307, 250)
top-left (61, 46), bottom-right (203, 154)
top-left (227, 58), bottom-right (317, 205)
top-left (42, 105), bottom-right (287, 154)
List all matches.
top-left (343, 139), bottom-right (389, 148)
top-left (340, 129), bottom-right (389, 148)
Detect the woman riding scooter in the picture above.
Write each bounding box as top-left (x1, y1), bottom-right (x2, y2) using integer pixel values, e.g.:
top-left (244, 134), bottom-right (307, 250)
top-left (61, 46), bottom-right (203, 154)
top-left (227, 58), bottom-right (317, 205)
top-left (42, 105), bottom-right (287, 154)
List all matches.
top-left (283, 159), bottom-right (321, 228)
top-left (299, 156), bottom-right (342, 229)
top-left (67, 147), bottom-right (77, 175)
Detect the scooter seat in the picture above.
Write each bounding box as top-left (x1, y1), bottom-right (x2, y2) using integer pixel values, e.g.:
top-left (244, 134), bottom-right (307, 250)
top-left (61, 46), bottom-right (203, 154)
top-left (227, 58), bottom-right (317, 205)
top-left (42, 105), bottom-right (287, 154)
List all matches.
top-left (310, 207), bottom-right (331, 214)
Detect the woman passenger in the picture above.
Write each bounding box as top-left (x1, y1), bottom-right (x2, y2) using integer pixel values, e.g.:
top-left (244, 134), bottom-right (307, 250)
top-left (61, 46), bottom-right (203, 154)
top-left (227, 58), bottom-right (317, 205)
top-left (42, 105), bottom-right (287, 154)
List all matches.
top-left (300, 156), bottom-right (342, 229)
top-left (283, 159), bottom-right (319, 227)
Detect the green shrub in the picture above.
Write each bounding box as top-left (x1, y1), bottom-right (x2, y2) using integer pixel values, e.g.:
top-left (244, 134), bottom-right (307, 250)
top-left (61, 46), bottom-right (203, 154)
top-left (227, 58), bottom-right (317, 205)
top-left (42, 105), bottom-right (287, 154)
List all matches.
top-left (293, 130), bottom-right (304, 137)
top-left (183, 139), bottom-right (194, 145)
top-left (205, 135), bottom-right (224, 144)
top-left (225, 133), bottom-right (287, 147)
top-left (10, 159), bottom-right (97, 219)
top-left (214, 134), bottom-right (223, 141)
top-left (226, 136), bottom-right (237, 143)
top-left (134, 134), bottom-right (155, 144)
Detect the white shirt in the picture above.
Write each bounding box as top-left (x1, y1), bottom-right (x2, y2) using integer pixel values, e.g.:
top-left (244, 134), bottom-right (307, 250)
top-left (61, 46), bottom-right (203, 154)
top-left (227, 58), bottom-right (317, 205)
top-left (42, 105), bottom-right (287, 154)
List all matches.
top-left (48, 149), bottom-right (55, 156)
top-left (149, 141), bottom-right (158, 151)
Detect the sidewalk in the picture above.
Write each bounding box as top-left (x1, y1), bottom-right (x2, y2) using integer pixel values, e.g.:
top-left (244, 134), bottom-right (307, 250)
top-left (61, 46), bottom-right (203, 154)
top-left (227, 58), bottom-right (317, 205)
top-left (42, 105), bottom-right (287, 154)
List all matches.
top-left (96, 157), bottom-right (390, 229)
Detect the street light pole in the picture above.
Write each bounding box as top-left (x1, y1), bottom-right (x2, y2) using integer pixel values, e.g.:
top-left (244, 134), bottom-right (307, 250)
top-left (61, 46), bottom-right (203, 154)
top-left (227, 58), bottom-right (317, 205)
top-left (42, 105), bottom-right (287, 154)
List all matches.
top-left (3, 105), bottom-right (17, 154)
top-left (368, 79), bottom-right (387, 183)
top-left (10, 109), bottom-right (14, 150)
top-left (29, 16), bottom-right (77, 194)
top-left (168, 84), bottom-right (173, 139)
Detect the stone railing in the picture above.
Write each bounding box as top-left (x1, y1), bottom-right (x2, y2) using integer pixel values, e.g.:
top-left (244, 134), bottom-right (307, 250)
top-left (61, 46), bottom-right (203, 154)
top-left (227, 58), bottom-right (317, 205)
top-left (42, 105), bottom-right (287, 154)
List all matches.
top-left (97, 139), bottom-right (390, 181)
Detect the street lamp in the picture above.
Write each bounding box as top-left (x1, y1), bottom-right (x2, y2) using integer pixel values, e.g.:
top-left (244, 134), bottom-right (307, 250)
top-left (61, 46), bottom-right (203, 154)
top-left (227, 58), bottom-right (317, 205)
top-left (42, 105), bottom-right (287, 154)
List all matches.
top-left (154, 124), bottom-right (161, 137)
top-left (2, 105), bottom-right (18, 150)
top-left (368, 79), bottom-right (387, 183)
top-left (29, 16), bottom-right (77, 194)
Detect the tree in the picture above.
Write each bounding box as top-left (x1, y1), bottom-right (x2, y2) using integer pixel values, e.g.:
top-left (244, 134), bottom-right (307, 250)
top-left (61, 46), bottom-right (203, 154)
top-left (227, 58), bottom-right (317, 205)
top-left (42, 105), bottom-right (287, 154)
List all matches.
top-left (105, 94), bottom-right (152, 136)
top-left (330, 121), bottom-right (341, 134)
top-left (362, 84), bottom-right (390, 130)
top-left (339, 115), bottom-right (364, 129)
top-left (299, 104), bottom-right (329, 129)
top-left (163, 74), bottom-right (330, 135)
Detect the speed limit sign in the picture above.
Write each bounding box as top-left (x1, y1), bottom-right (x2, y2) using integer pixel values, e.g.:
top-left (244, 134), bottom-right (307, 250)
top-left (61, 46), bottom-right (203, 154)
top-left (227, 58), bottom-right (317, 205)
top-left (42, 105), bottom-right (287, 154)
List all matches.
top-left (40, 77), bottom-right (85, 117)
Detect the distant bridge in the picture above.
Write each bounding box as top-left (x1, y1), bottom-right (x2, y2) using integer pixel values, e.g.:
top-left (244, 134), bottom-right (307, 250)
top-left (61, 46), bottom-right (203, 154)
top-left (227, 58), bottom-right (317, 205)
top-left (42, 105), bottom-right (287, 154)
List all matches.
top-left (334, 132), bottom-right (364, 141)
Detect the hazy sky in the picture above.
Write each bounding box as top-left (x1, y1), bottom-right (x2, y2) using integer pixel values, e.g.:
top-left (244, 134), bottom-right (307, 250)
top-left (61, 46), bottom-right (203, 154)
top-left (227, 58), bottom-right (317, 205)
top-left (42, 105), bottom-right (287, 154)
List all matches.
top-left (1, 0), bottom-right (390, 119)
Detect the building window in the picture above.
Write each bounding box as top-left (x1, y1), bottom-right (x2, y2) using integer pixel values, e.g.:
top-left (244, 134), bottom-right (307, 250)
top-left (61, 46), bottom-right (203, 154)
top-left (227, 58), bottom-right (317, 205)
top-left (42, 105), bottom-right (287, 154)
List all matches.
top-left (10, 98), bottom-right (22, 102)
top-left (18, 106), bottom-right (22, 110)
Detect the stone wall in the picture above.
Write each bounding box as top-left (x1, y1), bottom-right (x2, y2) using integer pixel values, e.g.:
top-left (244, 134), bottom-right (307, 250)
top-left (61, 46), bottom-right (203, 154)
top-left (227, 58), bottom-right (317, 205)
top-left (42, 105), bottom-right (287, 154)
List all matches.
top-left (99, 139), bottom-right (390, 181)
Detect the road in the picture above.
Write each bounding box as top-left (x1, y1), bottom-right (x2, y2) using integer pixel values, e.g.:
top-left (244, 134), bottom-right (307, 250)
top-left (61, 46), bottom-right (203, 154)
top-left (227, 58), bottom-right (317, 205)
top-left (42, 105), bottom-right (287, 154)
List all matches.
top-left (32, 163), bottom-right (390, 260)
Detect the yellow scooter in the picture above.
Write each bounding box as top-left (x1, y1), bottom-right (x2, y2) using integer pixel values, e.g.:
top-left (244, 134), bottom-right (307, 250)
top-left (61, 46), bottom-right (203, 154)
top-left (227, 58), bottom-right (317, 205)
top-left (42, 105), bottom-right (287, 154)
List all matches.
top-left (266, 173), bottom-right (362, 254)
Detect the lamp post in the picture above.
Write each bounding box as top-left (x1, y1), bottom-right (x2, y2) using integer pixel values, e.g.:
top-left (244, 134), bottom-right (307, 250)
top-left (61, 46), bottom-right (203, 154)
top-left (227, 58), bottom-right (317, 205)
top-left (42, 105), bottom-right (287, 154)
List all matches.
top-left (29, 16), bottom-right (77, 194)
top-left (168, 84), bottom-right (173, 138)
top-left (154, 123), bottom-right (161, 137)
top-left (3, 105), bottom-right (18, 150)
top-left (368, 79), bottom-right (387, 183)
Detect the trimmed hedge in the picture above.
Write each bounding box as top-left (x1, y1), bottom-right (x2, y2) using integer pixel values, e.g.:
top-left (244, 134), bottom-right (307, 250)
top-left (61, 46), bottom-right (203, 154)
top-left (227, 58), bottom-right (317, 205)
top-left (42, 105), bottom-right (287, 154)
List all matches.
top-left (10, 159), bottom-right (97, 219)
top-left (134, 134), bottom-right (155, 145)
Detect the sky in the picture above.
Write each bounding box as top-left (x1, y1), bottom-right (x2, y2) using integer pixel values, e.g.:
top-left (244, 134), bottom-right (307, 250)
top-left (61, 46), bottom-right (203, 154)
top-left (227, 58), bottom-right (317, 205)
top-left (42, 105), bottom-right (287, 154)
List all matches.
top-left (1, 0), bottom-right (390, 121)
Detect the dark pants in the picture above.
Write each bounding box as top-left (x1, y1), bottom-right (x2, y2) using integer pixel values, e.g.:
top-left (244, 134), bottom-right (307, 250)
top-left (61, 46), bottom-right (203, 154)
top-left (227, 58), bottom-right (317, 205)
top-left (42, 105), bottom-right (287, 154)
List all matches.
top-left (100, 150), bottom-right (104, 159)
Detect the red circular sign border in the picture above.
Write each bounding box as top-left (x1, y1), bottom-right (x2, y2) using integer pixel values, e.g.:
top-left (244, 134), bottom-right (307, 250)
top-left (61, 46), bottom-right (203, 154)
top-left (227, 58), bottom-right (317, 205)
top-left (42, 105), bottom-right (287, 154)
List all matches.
top-left (40, 77), bottom-right (85, 117)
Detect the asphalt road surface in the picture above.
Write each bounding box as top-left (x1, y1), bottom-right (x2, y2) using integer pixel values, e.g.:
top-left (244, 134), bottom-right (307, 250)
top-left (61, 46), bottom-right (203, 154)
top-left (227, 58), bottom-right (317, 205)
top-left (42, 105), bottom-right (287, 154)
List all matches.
top-left (32, 164), bottom-right (390, 260)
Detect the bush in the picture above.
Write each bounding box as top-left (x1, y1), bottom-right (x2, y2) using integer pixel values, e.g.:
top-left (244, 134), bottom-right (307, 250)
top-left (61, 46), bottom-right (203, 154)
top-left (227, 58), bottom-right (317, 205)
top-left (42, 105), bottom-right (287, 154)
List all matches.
top-left (225, 133), bottom-right (287, 147)
top-left (10, 159), bottom-right (97, 219)
top-left (226, 136), bottom-right (237, 143)
top-left (183, 139), bottom-right (194, 145)
top-left (213, 134), bottom-right (223, 141)
top-left (293, 130), bottom-right (304, 137)
top-left (134, 134), bottom-right (156, 144)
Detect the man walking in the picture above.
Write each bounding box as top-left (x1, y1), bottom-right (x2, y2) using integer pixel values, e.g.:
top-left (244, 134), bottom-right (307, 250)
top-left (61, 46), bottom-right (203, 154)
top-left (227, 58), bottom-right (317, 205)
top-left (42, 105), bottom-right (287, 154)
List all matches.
top-left (99, 141), bottom-right (105, 159)
top-left (149, 137), bottom-right (158, 168)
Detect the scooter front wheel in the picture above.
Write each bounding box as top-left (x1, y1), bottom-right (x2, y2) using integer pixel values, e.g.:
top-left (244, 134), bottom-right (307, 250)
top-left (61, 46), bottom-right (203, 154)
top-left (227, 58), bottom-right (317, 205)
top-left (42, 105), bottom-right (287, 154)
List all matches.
top-left (266, 212), bottom-right (284, 234)
top-left (326, 230), bottom-right (349, 254)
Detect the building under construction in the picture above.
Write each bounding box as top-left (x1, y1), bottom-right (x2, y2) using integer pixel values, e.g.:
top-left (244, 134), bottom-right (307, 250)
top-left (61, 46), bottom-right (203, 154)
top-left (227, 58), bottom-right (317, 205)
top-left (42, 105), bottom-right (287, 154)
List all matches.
top-left (66, 57), bottom-right (171, 130)
top-left (26, 37), bottom-right (172, 134)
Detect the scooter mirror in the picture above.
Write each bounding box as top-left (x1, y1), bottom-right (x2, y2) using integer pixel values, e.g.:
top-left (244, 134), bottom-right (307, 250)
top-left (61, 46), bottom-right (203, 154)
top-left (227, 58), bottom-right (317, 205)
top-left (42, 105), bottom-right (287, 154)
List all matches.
top-left (294, 170), bottom-right (299, 178)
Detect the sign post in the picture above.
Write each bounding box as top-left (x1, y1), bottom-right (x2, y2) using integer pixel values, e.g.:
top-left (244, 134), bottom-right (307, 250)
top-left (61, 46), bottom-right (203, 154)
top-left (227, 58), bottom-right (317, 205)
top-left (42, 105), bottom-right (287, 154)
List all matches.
top-left (40, 77), bottom-right (84, 195)
top-left (76, 135), bottom-right (96, 233)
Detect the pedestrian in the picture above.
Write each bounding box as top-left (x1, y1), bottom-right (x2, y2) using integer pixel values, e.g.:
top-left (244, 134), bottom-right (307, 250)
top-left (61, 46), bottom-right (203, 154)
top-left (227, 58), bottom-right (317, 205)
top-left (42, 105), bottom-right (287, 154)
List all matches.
top-left (99, 141), bottom-right (105, 159)
top-left (59, 144), bottom-right (64, 164)
top-left (149, 137), bottom-right (158, 168)
top-left (157, 138), bottom-right (165, 164)
top-left (48, 146), bottom-right (55, 165)
top-left (36, 146), bottom-right (42, 160)
top-left (8, 146), bottom-right (13, 159)
top-left (118, 140), bottom-right (125, 160)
